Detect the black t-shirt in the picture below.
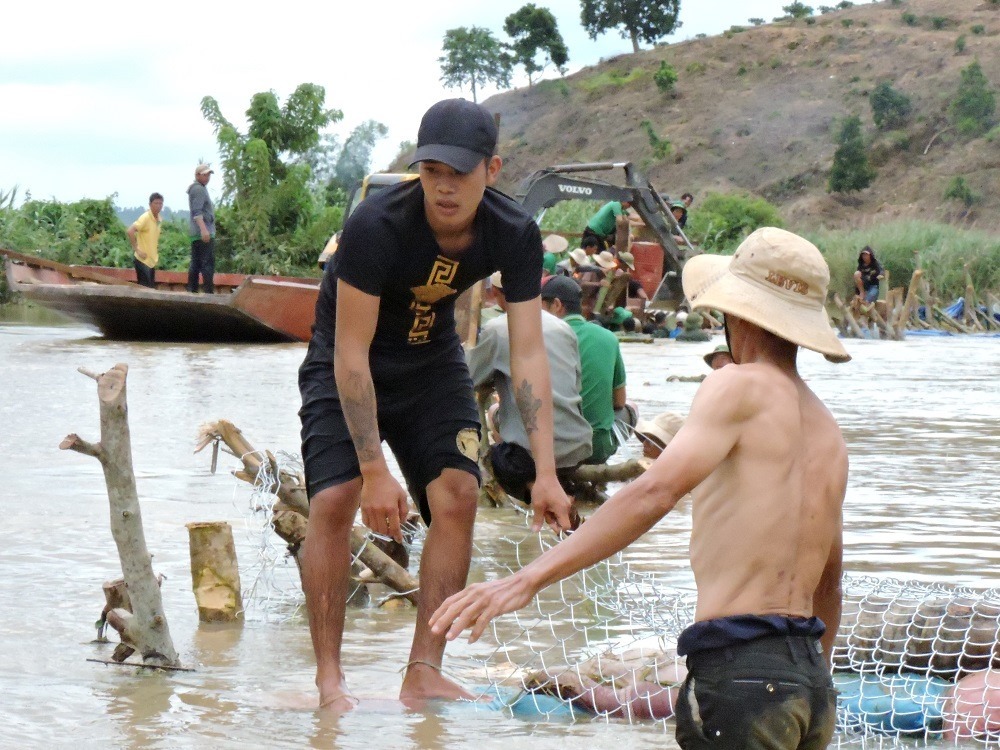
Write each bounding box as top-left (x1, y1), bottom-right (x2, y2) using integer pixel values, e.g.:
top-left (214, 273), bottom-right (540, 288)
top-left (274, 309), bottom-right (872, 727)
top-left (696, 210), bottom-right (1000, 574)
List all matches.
top-left (311, 180), bottom-right (542, 382)
top-left (858, 260), bottom-right (883, 292)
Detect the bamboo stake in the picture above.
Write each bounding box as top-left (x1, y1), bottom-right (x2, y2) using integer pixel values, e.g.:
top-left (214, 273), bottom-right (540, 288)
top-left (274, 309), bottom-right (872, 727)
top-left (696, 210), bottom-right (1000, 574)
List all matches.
top-left (61, 364), bottom-right (179, 668)
top-left (900, 269), bottom-right (925, 330)
top-left (833, 294), bottom-right (865, 338)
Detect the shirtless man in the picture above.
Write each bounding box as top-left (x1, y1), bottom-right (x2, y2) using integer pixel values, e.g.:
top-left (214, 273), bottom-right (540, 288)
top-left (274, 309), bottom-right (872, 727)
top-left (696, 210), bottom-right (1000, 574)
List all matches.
top-left (431, 227), bottom-right (851, 749)
top-left (298, 98), bottom-right (573, 712)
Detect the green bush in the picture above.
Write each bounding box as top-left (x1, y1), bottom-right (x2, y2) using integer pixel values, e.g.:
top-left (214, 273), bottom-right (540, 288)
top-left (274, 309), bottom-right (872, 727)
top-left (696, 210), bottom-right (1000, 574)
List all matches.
top-left (640, 120), bottom-right (672, 159)
top-left (685, 192), bottom-right (784, 252)
top-left (931, 17), bottom-right (948, 30)
top-left (869, 82), bottom-right (913, 129)
top-left (950, 60), bottom-right (997, 136)
top-left (828, 115), bottom-right (875, 193)
top-left (841, 18), bottom-right (854, 28)
top-left (955, 34), bottom-right (967, 53)
top-left (783, 2), bottom-right (814, 18)
top-left (943, 176), bottom-right (980, 208)
top-left (685, 61), bottom-right (707, 75)
top-left (972, 24), bottom-right (985, 35)
top-left (653, 61), bottom-right (679, 93)
top-left (902, 12), bottom-right (918, 26)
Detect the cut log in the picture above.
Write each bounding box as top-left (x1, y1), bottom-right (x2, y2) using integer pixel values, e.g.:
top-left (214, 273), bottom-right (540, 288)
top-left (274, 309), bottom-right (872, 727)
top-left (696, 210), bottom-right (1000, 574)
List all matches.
top-left (900, 269), bottom-right (924, 330)
top-left (61, 363), bottom-right (179, 668)
top-left (568, 459), bottom-right (652, 484)
top-left (185, 521), bottom-right (243, 623)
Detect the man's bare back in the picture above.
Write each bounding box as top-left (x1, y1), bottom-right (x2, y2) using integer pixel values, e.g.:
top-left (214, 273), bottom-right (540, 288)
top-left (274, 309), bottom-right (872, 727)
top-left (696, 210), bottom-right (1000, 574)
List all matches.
top-left (689, 360), bottom-right (847, 625)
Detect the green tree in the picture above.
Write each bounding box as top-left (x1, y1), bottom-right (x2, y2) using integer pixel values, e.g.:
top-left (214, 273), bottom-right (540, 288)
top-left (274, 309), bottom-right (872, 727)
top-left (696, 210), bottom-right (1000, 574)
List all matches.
top-left (783, 2), bottom-right (814, 19)
top-left (332, 120), bottom-right (389, 194)
top-left (201, 83), bottom-right (344, 273)
top-left (653, 60), bottom-right (678, 92)
top-left (439, 27), bottom-right (513, 102)
top-left (869, 82), bottom-right (913, 130)
top-left (686, 192), bottom-right (784, 252)
top-left (949, 59), bottom-right (996, 136)
top-left (504, 4), bottom-right (569, 85)
top-left (828, 115), bottom-right (875, 193)
top-left (579, 0), bottom-right (681, 54)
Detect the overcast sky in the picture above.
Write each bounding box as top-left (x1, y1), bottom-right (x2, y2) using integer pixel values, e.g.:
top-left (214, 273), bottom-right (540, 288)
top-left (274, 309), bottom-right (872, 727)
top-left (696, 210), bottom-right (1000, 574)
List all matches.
top-left (3, 0), bottom-right (834, 209)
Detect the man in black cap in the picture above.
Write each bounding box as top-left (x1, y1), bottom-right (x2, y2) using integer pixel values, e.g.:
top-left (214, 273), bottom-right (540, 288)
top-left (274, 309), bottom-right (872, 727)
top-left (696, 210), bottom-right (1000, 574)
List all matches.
top-left (297, 98), bottom-right (573, 711)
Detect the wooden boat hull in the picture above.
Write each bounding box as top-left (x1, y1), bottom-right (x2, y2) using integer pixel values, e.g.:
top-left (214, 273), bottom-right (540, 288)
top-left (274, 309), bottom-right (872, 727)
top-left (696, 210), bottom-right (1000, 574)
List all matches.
top-left (2, 249), bottom-right (319, 343)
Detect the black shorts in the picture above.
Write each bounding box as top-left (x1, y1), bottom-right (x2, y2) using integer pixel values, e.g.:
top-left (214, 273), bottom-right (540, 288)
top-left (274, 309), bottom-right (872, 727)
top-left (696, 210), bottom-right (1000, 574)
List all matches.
top-left (298, 341), bottom-right (481, 525)
top-left (674, 635), bottom-right (836, 750)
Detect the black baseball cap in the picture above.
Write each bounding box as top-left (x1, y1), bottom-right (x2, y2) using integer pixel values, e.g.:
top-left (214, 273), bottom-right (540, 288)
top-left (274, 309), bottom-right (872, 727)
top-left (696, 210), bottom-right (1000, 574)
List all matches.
top-left (541, 275), bottom-right (582, 305)
top-left (409, 99), bottom-right (498, 174)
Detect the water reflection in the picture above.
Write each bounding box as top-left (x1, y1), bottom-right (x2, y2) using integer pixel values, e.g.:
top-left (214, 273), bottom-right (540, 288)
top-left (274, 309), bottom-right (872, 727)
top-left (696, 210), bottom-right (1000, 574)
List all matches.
top-left (0, 321), bottom-right (997, 748)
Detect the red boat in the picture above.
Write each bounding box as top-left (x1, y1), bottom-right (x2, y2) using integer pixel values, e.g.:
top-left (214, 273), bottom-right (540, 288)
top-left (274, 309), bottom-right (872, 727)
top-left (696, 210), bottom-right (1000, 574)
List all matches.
top-left (1, 249), bottom-right (320, 343)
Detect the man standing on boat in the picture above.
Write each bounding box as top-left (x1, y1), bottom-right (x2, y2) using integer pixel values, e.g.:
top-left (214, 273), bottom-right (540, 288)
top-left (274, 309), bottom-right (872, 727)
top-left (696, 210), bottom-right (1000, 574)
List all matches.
top-left (432, 227), bottom-right (851, 750)
top-left (126, 192), bottom-right (163, 288)
top-left (186, 163), bottom-right (215, 294)
top-left (297, 98), bottom-right (574, 711)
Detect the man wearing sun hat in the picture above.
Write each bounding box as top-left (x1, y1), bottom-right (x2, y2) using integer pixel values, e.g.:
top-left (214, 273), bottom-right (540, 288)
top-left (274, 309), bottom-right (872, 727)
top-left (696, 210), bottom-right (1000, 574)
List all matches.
top-left (297, 98), bottom-right (573, 712)
top-left (430, 226), bottom-right (849, 750)
top-left (186, 163), bottom-right (216, 293)
top-left (633, 411), bottom-right (685, 459)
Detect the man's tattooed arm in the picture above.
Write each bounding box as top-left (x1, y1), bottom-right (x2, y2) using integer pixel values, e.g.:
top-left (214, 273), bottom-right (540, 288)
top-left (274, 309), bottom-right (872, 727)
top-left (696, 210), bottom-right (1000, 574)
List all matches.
top-left (515, 378), bottom-right (542, 437)
top-left (340, 369), bottom-right (382, 463)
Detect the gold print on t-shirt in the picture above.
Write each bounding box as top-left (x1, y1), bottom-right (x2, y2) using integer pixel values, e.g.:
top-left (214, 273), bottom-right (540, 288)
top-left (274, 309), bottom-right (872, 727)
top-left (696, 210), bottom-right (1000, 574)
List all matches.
top-left (408, 256), bottom-right (459, 344)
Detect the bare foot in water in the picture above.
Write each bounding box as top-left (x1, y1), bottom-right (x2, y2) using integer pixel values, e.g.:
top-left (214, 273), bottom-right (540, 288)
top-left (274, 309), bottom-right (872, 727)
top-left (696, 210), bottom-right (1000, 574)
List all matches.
top-left (399, 662), bottom-right (477, 705)
top-left (318, 678), bottom-right (359, 713)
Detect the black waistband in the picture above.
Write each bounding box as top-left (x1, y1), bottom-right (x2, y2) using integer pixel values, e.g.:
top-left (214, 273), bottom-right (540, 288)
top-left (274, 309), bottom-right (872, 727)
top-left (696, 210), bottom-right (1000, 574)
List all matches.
top-left (677, 614), bottom-right (826, 656)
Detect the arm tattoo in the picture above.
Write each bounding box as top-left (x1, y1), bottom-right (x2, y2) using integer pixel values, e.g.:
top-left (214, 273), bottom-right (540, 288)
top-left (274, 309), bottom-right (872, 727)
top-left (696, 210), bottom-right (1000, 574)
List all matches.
top-left (515, 379), bottom-right (542, 437)
top-left (341, 369), bottom-right (381, 463)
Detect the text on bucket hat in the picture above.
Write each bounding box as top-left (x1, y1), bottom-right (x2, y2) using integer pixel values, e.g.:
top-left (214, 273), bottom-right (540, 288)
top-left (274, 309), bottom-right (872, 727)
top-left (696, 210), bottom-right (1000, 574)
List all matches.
top-left (195, 163), bottom-right (213, 175)
top-left (681, 227), bottom-right (850, 363)
top-left (541, 275), bottom-right (582, 305)
top-left (635, 411), bottom-right (685, 448)
top-left (408, 99), bottom-right (498, 174)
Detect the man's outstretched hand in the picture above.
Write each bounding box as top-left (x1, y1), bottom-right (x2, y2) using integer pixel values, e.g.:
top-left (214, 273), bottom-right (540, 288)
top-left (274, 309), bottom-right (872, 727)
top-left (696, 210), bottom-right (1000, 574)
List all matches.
top-left (529, 474), bottom-right (574, 533)
top-left (429, 574), bottom-right (536, 644)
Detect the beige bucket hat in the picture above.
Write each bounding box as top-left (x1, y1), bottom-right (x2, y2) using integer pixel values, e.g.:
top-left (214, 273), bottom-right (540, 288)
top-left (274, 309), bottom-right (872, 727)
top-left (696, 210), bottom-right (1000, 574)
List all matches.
top-left (569, 248), bottom-right (590, 266)
top-left (542, 234), bottom-right (570, 254)
top-left (593, 250), bottom-right (618, 270)
top-left (681, 227), bottom-right (850, 363)
top-left (634, 411), bottom-right (685, 448)
top-left (618, 251), bottom-right (636, 270)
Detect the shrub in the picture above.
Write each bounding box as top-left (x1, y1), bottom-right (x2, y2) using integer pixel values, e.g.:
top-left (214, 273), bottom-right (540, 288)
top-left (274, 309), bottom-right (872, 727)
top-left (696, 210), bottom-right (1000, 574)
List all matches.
top-left (685, 192), bottom-right (784, 252)
top-left (869, 82), bottom-right (913, 129)
top-left (828, 115), bottom-right (875, 193)
top-left (653, 61), bottom-right (678, 93)
top-left (955, 34), bottom-right (966, 54)
top-left (748, 17), bottom-right (765, 25)
top-left (836, 0), bottom-right (854, 7)
top-left (841, 18), bottom-right (854, 27)
top-left (640, 120), bottom-right (672, 159)
top-left (686, 61), bottom-right (707, 75)
top-left (950, 60), bottom-right (997, 136)
top-left (972, 24), bottom-right (985, 35)
top-left (943, 176), bottom-right (980, 208)
top-left (902, 12), bottom-right (918, 26)
top-left (931, 16), bottom-right (949, 30)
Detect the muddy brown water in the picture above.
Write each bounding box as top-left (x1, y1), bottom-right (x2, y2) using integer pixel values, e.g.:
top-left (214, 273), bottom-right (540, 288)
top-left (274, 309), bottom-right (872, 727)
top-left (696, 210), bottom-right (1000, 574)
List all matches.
top-left (1, 310), bottom-right (997, 749)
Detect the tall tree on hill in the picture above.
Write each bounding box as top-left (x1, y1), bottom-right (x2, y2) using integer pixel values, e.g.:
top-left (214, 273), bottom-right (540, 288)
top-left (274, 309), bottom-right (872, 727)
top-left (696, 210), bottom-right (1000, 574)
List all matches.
top-left (579, 0), bottom-right (681, 54)
top-left (950, 59), bottom-right (996, 137)
top-left (200, 83), bottom-right (343, 272)
top-left (439, 27), bottom-right (513, 103)
top-left (828, 115), bottom-right (875, 193)
top-left (504, 4), bottom-right (569, 85)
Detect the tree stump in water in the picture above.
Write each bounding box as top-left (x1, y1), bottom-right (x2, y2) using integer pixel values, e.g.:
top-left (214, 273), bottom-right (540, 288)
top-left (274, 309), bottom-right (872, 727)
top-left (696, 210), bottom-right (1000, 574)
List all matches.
top-left (185, 521), bottom-right (243, 623)
top-left (61, 363), bottom-right (179, 668)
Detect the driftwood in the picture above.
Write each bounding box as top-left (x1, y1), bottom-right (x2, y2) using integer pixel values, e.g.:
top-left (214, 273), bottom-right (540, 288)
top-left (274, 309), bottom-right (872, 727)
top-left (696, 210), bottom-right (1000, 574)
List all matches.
top-left (833, 293), bottom-right (865, 339)
top-left (194, 420), bottom-right (419, 606)
top-left (61, 364), bottom-right (179, 668)
top-left (571, 459), bottom-right (652, 484)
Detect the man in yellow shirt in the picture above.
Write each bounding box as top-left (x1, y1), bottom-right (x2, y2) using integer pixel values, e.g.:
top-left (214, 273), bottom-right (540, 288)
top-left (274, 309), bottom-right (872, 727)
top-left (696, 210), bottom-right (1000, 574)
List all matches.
top-left (127, 192), bottom-right (163, 288)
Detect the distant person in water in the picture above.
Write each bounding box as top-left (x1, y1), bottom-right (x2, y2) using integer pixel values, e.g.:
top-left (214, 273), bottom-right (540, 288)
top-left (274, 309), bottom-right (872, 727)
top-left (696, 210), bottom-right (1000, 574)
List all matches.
top-left (703, 344), bottom-right (734, 370)
top-left (126, 192), bottom-right (163, 288)
top-left (432, 227), bottom-right (851, 750)
top-left (187, 163), bottom-right (216, 293)
top-left (854, 246), bottom-right (884, 304)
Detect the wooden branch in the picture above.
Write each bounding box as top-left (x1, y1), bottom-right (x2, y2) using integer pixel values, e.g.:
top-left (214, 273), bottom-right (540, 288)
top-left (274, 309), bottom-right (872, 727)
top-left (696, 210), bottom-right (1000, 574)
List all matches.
top-left (196, 420), bottom-right (419, 604)
top-left (924, 127), bottom-right (953, 155)
top-left (900, 269), bottom-right (924, 330)
top-left (71, 364), bottom-right (179, 668)
top-left (60, 433), bottom-right (104, 460)
top-left (833, 294), bottom-right (865, 338)
top-left (87, 658), bottom-right (194, 673)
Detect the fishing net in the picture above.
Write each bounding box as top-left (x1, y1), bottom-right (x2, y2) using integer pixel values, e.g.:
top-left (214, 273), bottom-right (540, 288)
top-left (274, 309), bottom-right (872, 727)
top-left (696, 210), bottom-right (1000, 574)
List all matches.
top-left (234, 458), bottom-right (1000, 746)
top-left (464, 521), bottom-right (1000, 748)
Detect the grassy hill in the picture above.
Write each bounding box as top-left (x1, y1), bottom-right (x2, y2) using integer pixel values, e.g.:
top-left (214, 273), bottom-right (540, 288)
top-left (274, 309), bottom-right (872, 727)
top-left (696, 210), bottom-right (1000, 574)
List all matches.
top-left (478, 0), bottom-right (1000, 234)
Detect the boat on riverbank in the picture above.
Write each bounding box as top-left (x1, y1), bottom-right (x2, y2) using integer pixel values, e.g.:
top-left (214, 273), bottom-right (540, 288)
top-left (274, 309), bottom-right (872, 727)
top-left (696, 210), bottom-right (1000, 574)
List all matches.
top-left (1, 249), bottom-right (320, 343)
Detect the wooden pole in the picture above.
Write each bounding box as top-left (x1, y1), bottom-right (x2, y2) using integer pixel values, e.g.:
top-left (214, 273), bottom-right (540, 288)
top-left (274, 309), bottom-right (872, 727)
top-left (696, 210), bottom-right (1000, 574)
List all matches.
top-left (185, 521), bottom-right (243, 623)
top-left (900, 269), bottom-right (925, 330)
top-left (61, 364), bottom-right (179, 668)
top-left (833, 293), bottom-right (865, 338)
